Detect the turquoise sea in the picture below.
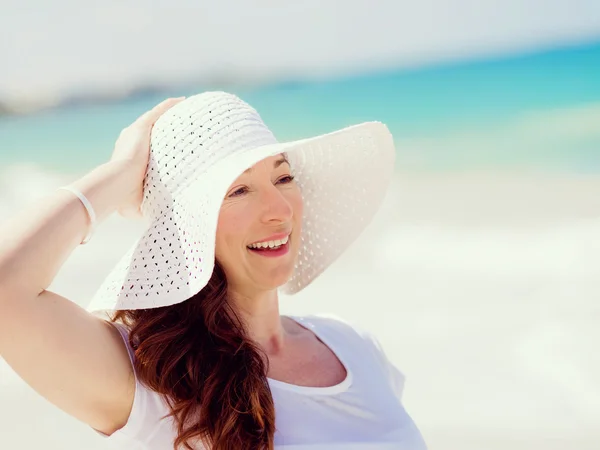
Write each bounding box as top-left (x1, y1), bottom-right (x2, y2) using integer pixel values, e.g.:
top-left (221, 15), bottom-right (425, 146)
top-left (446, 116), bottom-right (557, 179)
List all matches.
top-left (1, 40), bottom-right (599, 175)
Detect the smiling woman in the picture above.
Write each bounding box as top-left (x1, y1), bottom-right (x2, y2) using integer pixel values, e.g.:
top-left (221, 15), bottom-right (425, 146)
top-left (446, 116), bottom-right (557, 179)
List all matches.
top-left (0, 91), bottom-right (426, 450)
top-left (217, 154), bottom-right (303, 292)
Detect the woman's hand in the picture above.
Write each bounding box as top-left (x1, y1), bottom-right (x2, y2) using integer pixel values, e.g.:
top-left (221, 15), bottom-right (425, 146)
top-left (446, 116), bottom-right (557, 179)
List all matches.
top-left (110, 97), bottom-right (185, 219)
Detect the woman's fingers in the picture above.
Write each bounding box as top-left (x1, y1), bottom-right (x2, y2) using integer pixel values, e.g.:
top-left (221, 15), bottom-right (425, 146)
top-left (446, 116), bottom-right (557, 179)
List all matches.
top-left (135, 97), bottom-right (186, 127)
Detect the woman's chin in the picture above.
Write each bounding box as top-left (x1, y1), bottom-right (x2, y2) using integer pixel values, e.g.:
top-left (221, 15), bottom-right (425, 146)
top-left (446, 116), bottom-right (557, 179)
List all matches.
top-left (255, 268), bottom-right (295, 291)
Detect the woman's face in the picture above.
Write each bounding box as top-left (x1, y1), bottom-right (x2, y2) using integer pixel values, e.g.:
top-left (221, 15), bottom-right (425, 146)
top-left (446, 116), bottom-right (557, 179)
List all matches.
top-left (215, 154), bottom-right (303, 293)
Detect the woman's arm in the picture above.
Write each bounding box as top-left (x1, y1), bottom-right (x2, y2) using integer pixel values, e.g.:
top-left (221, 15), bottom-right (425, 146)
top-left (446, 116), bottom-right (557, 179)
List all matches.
top-left (0, 97), bottom-right (183, 435)
top-left (0, 160), bottom-right (136, 296)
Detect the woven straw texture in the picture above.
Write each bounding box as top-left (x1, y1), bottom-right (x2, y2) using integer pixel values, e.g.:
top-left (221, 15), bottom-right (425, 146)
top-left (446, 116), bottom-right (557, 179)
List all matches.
top-left (87, 91), bottom-right (395, 312)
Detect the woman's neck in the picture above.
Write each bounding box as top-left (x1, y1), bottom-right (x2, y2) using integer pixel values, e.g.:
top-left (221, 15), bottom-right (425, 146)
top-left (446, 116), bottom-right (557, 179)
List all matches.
top-left (228, 288), bottom-right (287, 354)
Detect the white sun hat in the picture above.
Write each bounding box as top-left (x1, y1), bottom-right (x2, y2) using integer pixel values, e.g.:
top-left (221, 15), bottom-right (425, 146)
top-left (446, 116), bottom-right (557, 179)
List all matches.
top-left (87, 91), bottom-right (395, 313)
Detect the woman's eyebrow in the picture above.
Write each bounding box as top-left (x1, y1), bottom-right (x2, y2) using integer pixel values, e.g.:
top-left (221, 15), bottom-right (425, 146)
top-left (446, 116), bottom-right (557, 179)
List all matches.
top-left (274, 155), bottom-right (290, 168)
top-left (243, 155), bottom-right (289, 174)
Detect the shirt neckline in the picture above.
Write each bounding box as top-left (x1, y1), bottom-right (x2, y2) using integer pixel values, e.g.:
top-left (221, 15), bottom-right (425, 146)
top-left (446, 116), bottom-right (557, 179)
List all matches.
top-left (266, 315), bottom-right (353, 396)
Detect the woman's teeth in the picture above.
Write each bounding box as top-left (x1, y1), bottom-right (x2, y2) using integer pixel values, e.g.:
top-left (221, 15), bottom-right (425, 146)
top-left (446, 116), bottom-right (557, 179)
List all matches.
top-left (248, 235), bottom-right (289, 250)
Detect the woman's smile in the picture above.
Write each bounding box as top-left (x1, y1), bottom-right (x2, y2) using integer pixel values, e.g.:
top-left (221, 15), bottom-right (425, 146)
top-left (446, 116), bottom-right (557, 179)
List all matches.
top-left (247, 236), bottom-right (291, 258)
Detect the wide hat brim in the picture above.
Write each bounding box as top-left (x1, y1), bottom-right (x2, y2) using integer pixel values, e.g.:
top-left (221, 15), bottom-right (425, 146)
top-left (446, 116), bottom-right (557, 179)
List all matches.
top-left (87, 121), bottom-right (395, 313)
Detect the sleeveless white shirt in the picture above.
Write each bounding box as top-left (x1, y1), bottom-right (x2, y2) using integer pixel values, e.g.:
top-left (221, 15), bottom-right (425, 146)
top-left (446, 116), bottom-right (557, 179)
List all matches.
top-left (97, 315), bottom-right (427, 449)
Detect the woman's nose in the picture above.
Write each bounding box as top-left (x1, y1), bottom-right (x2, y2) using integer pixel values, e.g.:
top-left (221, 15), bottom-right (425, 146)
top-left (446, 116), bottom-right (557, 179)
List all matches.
top-left (258, 185), bottom-right (293, 224)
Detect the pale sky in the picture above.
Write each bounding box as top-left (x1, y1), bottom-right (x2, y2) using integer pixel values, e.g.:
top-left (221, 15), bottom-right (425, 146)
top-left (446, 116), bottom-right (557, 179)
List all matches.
top-left (1, 0), bottom-right (600, 103)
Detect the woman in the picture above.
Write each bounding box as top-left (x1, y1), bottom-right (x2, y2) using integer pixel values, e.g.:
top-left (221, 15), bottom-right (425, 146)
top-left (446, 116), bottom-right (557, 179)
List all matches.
top-left (0, 92), bottom-right (427, 449)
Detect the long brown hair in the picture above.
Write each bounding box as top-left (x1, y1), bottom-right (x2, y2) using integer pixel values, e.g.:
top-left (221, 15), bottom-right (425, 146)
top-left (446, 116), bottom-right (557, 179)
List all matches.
top-left (111, 261), bottom-right (276, 450)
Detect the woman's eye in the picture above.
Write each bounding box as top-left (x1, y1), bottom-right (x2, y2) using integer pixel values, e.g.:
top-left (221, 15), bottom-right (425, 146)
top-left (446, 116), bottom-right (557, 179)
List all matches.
top-left (228, 187), bottom-right (248, 197)
top-left (277, 175), bottom-right (295, 184)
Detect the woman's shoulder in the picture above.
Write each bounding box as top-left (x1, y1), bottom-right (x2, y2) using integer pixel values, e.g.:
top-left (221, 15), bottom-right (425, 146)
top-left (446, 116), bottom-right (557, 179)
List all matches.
top-left (290, 312), bottom-right (355, 333)
top-left (290, 313), bottom-right (384, 352)
top-left (291, 313), bottom-right (406, 397)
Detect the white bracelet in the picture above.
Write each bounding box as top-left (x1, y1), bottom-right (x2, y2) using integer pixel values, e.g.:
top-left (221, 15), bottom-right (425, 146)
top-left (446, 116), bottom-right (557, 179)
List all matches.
top-left (58, 186), bottom-right (97, 244)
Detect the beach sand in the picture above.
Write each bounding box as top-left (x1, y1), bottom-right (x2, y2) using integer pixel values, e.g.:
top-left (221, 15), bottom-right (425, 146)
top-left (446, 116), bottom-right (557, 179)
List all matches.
top-left (1, 170), bottom-right (599, 449)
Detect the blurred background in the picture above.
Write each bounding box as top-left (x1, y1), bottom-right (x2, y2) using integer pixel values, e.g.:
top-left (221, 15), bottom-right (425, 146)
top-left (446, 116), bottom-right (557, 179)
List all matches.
top-left (1, 1), bottom-right (600, 449)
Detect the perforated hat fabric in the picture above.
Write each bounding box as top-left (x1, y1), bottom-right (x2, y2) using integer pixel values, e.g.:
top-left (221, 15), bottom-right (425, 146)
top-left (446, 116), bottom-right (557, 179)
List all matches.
top-left (87, 91), bottom-right (395, 313)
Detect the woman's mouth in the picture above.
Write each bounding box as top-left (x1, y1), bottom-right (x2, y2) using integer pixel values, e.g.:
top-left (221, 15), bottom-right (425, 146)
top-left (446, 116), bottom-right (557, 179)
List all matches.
top-left (247, 235), bottom-right (290, 257)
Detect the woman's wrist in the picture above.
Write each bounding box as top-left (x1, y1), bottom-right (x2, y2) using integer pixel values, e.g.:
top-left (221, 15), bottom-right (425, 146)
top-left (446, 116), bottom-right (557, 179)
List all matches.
top-left (69, 159), bottom-right (140, 224)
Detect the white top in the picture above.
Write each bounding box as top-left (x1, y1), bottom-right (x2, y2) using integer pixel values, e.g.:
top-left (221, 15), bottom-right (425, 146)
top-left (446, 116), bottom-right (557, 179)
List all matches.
top-left (98, 315), bottom-right (427, 449)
